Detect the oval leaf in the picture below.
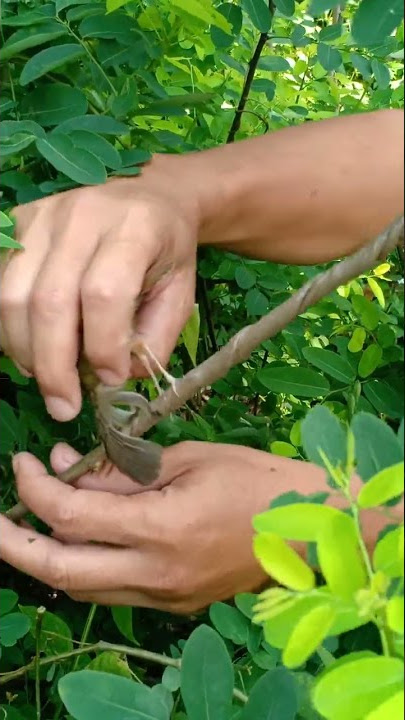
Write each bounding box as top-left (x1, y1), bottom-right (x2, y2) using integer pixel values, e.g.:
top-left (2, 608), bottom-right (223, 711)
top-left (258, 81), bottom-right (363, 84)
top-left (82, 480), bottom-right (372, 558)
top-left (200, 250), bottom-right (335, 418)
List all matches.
top-left (21, 83), bottom-right (88, 126)
top-left (68, 130), bottom-right (122, 169)
top-left (358, 463), bottom-right (404, 508)
top-left (283, 604), bottom-right (336, 669)
top-left (351, 412), bottom-right (403, 481)
top-left (373, 527), bottom-right (403, 578)
top-left (302, 347), bottom-right (355, 384)
top-left (253, 504), bottom-right (342, 542)
top-left (20, 44), bottom-right (85, 86)
top-left (386, 596), bottom-right (404, 635)
top-left (258, 366), bottom-right (330, 398)
top-left (242, 0), bottom-right (272, 32)
top-left (36, 134), bottom-right (106, 185)
top-left (358, 343), bottom-right (383, 378)
top-left (253, 532), bottom-right (315, 591)
top-left (366, 691), bottom-right (404, 720)
top-left (352, 0), bottom-right (404, 46)
top-left (240, 667), bottom-right (298, 720)
top-left (0, 612), bottom-right (31, 647)
top-left (317, 513), bottom-right (367, 599)
top-left (301, 404), bottom-right (347, 470)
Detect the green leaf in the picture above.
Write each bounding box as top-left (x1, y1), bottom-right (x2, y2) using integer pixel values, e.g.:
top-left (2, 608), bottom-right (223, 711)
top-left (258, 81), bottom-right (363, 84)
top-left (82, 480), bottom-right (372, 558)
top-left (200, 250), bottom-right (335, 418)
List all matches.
top-left (258, 56), bottom-right (290, 72)
top-left (79, 12), bottom-right (134, 42)
top-left (386, 596), bottom-right (404, 635)
top-left (180, 304), bottom-right (200, 366)
top-left (240, 667), bottom-right (298, 720)
top-left (258, 366), bottom-right (330, 398)
top-left (0, 400), bottom-right (19, 454)
top-left (253, 532), bottom-right (315, 591)
top-left (180, 625), bottom-right (234, 720)
top-left (352, 0), bottom-right (404, 46)
top-left (0, 119), bottom-right (45, 140)
top-left (371, 59), bottom-right (391, 89)
top-left (274, 0), bottom-right (295, 18)
top-left (209, 603), bottom-right (249, 645)
top-left (358, 463), bottom-right (404, 508)
top-left (1, 4), bottom-right (55, 26)
top-left (313, 656), bottom-right (404, 720)
top-left (111, 606), bottom-right (137, 645)
top-left (317, 514), bottom-right (367, 599)
top-left (20, 44), bottom-right (86, 86)
top-left (242, 0), bottom-right (272, 32)
top-left (0, 589), bottom-right (18, 616)
top-left (0, 211), bottom-right (13, 228)
top-left (0, 133), bottom-right (37, 158)
top-left (251, 78), bottom-right (276, 99)
top-left (310, 0), bottom-right (341, 14)
top-left (358, 343), bottom-right (382, 378)
top-left (317, 43), bottom-right (342, 71)
top-left (301, 405), bottom-right (347, 469)
top-left (351, 295), bottom-right (380, 331)
top-left (253, 503), bottom-right (342, 542)
top-left (302, 347), bottom-right (355, 384)
top-left (283, 604), bottom-right (336, 669)
top-left (55, 115), bottom-right (128, 135)
top-left (0, 613), bottom-right (31, 647)
top-left (0, 22), bottom-right (68, 61)
top-left (352, 412), bottom-right (403, 481)
top-left (373, 526), bottom-right (403, 578)
top-left (59, 670), bottom-right (170, 719)
top-left (170, 0), bottom-right (232, 32)
top-left (377, 324), bottom-right (396, 349)
top-left (211, 3), bottom-right (243, 48)
top-left (119, 149), bottom-right (151, 166)
top-left (21, 84), bottom-right (88, 126)
top-left (319, 24), bottom-right (343, 42)
top-left (269, 441), bottom-right (298, 458)
top-left (0, 233), bottom-right (24, 250)
top-left (235, 265), bottom-right (256, 289)
top-left (86, 651), bottom-right (132, 679)
top-left (348, 327), bottom-right (367, 353)
top-left (162, 666), bottom-right (181, 692)
top-left (36, 134), bottom-right (106, 185)
top-left (246, 288), bottom-right (269, 316)
top-left (350, 52), bottom-right (372, 79)
top-left (68, 130), bottom-right (122, 169)
top-left (363, 380), bottom-right (404, 419)
top-left (20, 606), bottom-right (73, 655)
top-left (366, 691), bottom-right (405, 720)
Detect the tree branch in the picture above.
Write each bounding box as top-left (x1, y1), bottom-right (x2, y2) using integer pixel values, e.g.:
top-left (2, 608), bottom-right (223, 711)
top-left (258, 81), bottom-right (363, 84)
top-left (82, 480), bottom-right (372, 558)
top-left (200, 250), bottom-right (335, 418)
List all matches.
top-left (6, 215), bottom-right (403, 523)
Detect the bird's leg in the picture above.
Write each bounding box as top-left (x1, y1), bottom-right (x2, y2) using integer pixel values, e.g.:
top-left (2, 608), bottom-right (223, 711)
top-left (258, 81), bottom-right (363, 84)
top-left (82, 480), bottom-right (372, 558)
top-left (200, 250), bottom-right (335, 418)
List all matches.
top-left (131, 339), bottom-right (178, 396)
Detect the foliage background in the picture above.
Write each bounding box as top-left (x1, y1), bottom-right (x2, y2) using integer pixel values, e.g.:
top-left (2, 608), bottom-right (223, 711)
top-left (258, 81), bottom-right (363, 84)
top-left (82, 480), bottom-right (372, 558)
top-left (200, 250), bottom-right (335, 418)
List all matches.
top-left (0, 1), bottom-right (404, 719)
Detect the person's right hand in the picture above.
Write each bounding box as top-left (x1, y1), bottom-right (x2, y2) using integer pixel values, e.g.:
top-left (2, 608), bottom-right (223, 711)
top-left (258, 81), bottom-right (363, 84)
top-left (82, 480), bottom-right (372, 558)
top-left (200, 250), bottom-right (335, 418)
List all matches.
top-left (0, 162), bottom-right (199, 421)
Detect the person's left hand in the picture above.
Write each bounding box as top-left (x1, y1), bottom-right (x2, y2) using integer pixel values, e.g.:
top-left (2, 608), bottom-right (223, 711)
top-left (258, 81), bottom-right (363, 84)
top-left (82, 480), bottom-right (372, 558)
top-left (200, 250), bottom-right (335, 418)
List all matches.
top-left (1, 441), bottom-right (284, 613)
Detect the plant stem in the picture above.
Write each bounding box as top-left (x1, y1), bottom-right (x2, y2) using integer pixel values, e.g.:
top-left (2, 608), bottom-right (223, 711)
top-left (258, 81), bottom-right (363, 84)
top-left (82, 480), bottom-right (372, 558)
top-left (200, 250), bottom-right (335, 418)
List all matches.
top-left (35, 607), bottom-right (46, 720)
top-left (72, 604), bottom-right (97, 672)
top-left (57, 19), bottom-right (118, 96)
top-left (0, 639), bottom-right (248, 703)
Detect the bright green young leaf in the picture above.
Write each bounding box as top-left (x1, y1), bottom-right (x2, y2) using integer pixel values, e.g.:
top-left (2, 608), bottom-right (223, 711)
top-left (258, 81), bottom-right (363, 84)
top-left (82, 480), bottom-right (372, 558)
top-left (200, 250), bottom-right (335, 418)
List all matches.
top-left (358, 463), bottom-right (404, 508)
top-left (363, 379), bottom-right (404, 419)
top-left (352, 0), bottom-right (404, 46)
top-left (253, 503), bottom-right (342, 542)
top-left (209, 602), bottom-right (249, 645)
top-left (258, 366), bottom-right (330, 398)
top-left (59, 670), bottom-right (170, 720)
top-left (301, 405), bottom-right (347, 470)
top-left (270, 441), bottom-right (298, 458)
top-left (290, 419), bottom-right (302, 447)
top-left (180, 304), bottom-right (200, 366)
top-left (106, 0), bottom-right (132, 11)
top-left (170, 0), bottom-right (232, 32)
top-left (373, 526), bottom-right (403, 578)
top-left (302, 347), bottom-right (355, 384)
top-left (274, 0), bottom-right (295, 18)
top-left (111, 606), bottom-right (137, 645)
top-left (180, 625), bottom-right (234, 720)
top-left (0, 22), bottom-right (68, 61)
top-left (358, 343), bottom-right (382, 378)
top-left (317, 43), bottom-right (342, 71)
top-left (241, 0), bottom-right (272, 33)
top-left (20, 44), bottom-right (86, 86)
top-left (367, 277), bottom-right (385, 307)
top-left (313, 656), bottom-right (404, 720)
top-left (0, 589), bottom-right (18, 616)
top-left (317, 513), bottom-right (367, 599)
top-left (68, 130), bottom-right (122, 169)
top-left (262, 595), bottom-right (326, 649)
top-left (386, 596), bottom-right (404, 635)
top-left (240, 667), bottom-right (298, 720)
top-left (36, 134), bottom-right (107, 185)
top-left (366, 691), bottom-right (405, 720)
top-left (0, 613), bottom-right (31, 647)
top-left (86, 651), bottom-right (132, 679)
top-left (283, 604), bottom-right (336, 669)
top-left (258, 56), bottom-right (290, 72)
top-left (253, 532), bottom-right (315, 591)
top-left (21, 84), bottom-right (88, 126)
top-left (352, 412), bottom-right (403, 481)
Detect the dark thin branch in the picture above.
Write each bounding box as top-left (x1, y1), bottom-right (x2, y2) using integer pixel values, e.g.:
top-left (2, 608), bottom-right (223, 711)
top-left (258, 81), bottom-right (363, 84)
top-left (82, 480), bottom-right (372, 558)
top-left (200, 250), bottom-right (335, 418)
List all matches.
top-left (197, 275), bottom-right (218, 353)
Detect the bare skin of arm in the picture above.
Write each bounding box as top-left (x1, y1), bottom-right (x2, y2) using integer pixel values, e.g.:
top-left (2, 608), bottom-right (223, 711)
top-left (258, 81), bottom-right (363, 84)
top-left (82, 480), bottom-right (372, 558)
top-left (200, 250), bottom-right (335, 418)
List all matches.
top-left (1, 109), bottom-right (403, 421)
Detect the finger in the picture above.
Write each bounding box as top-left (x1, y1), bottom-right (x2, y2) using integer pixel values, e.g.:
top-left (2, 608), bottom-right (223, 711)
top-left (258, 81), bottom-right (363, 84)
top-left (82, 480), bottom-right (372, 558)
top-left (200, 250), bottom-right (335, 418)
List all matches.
top-left (13, 452), bottom-right (164, 545)
top-left (50, 443), bottom-right (140, 494)
top-left (68, 589), bottom-right (194, 614)
top-left (0, 208), bottom-right (50, 372)
top-left (131, 268), bottom-right (195, 376)
top-left (81, 234), bottom-right (150, 386)
top-left (0, 515), bottom-right (151, 593)
top-left (30, 224), bottom-right (99, 422)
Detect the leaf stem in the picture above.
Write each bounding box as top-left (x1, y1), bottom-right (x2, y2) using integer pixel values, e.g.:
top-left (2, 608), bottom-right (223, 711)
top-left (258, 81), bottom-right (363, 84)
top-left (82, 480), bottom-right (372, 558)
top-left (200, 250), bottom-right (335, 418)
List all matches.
top-left (35, 607), bottom-right (46, 720)
top-left (57, 19), bottom-right (118, 96)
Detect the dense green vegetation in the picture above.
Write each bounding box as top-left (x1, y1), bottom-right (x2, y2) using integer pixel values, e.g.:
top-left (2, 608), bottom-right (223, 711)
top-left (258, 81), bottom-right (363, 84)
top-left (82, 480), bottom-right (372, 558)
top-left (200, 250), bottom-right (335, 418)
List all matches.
top-left (0, 1), bottom-right (404, 718)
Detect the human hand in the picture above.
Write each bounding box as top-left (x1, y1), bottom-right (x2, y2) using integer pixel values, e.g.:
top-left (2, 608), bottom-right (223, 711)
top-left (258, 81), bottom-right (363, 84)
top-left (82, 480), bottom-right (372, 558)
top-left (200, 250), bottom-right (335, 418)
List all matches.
top-left (0, 158), bottom-right (200, 422)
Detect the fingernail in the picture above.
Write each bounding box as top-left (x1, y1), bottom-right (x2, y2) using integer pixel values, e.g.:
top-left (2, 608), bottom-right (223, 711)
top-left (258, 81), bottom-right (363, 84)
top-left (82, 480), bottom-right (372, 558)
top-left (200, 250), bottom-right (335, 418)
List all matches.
top-left (58, 446), bottom-right (80, 470)
top-left (45, 397), bottom-right (76, 422)
top-left (95, 369), bottom-right (124, 386)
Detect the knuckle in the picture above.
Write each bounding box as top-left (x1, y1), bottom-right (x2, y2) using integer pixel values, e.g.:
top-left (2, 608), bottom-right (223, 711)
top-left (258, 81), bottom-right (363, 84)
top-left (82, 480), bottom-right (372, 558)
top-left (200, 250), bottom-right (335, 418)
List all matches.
top-left (52, 500), bottom-right (77, 534)
top-left (44, 550), bottom-right (70, 591)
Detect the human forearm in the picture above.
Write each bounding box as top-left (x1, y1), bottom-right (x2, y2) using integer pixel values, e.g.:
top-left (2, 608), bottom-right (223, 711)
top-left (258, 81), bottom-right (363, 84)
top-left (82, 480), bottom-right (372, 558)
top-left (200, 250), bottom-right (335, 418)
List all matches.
top-left (152, 109), bottom-right (404, 264)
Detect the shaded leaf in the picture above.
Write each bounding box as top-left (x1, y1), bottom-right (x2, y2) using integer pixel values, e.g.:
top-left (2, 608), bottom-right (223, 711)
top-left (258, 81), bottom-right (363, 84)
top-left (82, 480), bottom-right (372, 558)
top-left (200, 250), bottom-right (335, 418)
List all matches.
top-left (259, 366), bottom-right (330, 398)
top-left (242, 0), bottom-right (272, 32)
top-left (302, 347), bottom-right (355, 384)
top-left (0, 613), bottom-right (31, 647)
top-left (0, 22), bottom-right (67, 61)
top-left (352, 0), bottom-right (404, 46)
top-left (20, 44), bottom-right (85, 86)
top-left (240, 667), bottom-right (298, 719)
top-left (21, 84), bottom-right (88, 126)
top-left (301, 405), bottom-right (347, 469)
top-left (209, 603), bottom-right (249, 645)
top-left (351, 412), bottom-right (403, 481)
top-left (36, 134), bottom-right (106, 185)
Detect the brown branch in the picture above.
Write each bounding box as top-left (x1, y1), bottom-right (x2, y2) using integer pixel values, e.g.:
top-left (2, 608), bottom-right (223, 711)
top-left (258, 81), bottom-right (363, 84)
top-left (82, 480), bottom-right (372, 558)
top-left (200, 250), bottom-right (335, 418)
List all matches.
top-left (6, 216), bottom-right (403, 523)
